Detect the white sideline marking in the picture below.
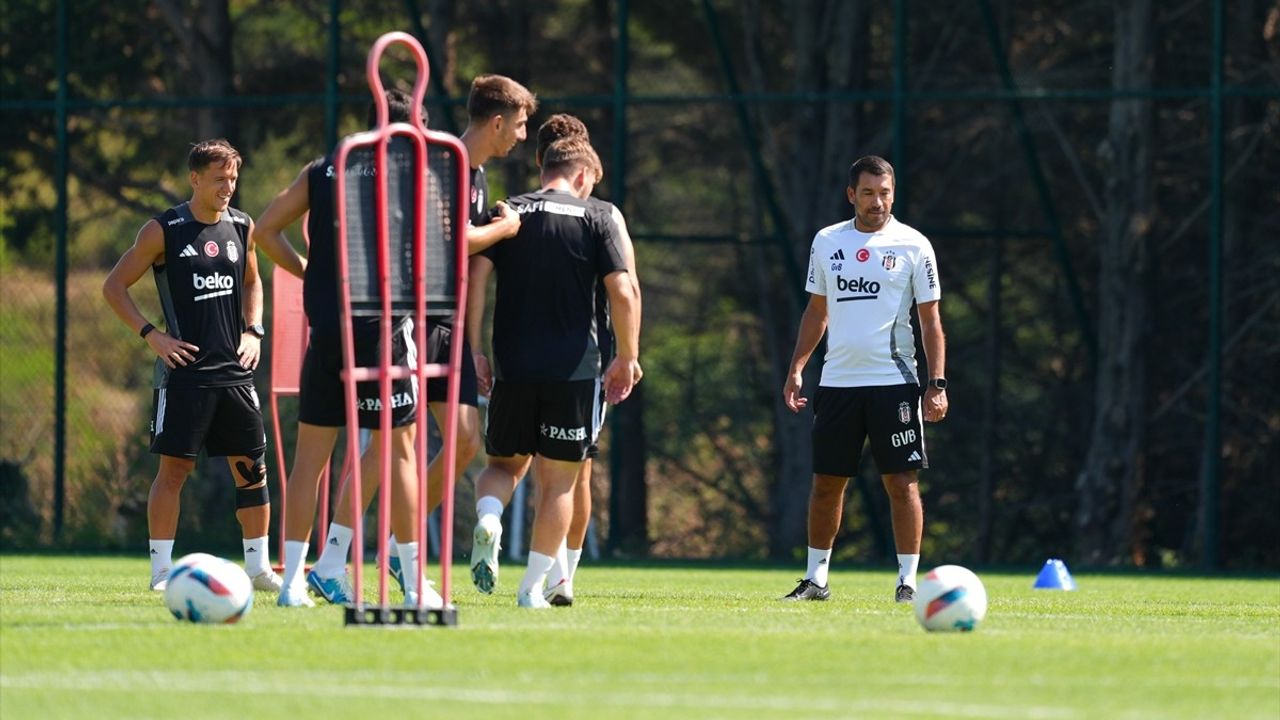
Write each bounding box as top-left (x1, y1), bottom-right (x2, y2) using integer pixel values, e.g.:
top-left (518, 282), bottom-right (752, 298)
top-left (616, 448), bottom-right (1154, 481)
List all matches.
top-left (0, 670), bottom-right (1076, 718)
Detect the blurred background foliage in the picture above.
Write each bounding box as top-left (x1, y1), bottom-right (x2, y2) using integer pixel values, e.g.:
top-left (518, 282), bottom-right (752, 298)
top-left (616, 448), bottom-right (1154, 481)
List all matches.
top-left (1, 0), bottom-right (1277, 569)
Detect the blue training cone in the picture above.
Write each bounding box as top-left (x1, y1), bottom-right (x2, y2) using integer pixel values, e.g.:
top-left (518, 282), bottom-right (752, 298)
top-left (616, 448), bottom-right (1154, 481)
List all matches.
top-left (1033, 558), bottom-right (1077, 590)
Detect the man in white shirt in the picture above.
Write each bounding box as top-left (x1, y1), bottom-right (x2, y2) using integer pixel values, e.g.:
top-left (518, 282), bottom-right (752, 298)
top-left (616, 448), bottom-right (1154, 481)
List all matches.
top-left (781, 155), bottom-right (948, 604)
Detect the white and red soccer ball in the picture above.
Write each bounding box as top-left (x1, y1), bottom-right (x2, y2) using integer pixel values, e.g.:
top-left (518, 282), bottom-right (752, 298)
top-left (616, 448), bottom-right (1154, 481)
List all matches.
top-left (164, 553), bottom-right (253, 624)
top-left (913, 564), bottom-right (988, 632)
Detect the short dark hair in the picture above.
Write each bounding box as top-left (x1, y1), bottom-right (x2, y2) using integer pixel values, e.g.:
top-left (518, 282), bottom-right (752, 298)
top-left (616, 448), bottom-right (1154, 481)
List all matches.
top-left (848, 155), bottom-right (895, 188)
top-left (367, 88), bottom-right (428, 128)
top-left (467, 74), bottom-right (538, 121)
top-left (188, 139), bottom-right (241, 173)
top-left (541, 136), bottom-right (601, 179)
top-left (536, 113), bottom-right (590, 167)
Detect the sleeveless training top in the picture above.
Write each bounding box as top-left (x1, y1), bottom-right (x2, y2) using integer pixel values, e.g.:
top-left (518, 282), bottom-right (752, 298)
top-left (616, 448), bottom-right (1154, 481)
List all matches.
top-left (152, 201), bottom-right (254, 389)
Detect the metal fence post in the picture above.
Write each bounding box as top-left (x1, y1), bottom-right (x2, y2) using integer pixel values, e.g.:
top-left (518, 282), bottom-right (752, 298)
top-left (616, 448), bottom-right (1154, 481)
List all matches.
top-left (53, 0), bottom-right (69, 543)
top-left (1199, 0), bottom-right (1224, 571)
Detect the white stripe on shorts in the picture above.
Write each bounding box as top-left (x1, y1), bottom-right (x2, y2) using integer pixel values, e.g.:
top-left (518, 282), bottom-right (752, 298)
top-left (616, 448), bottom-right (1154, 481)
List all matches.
top-left (402, 317), bottom-right (419, 402)
top-left (916, 394), bottom-right (929, 468)
top-left (591, 376), bottom-right (606, 444)
top-left (155, 388), bottom-right (168, 436)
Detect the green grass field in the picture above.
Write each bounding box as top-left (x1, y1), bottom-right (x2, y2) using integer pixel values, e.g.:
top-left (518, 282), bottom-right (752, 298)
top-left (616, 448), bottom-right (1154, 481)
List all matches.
top-left (1, 556), bottom-right (1277, 719)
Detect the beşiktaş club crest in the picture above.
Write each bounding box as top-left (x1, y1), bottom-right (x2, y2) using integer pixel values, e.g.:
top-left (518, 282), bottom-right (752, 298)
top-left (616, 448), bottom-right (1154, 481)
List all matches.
top-left (882, 251), bottom-right (897, 271)
top-left (226, 241), bottom-right (239, 263)
top-left (898, 401), bottom-right (912, 424)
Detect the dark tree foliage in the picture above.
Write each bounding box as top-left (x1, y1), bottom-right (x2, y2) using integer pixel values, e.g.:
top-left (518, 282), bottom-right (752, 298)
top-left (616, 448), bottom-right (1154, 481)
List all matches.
top-left (1, 0), bottom-right (1276, 568)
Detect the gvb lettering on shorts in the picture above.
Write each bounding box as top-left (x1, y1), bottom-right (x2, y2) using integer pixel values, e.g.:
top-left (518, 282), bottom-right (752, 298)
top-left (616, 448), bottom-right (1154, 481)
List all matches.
top-left (890, 428), bottom-right (918, 448)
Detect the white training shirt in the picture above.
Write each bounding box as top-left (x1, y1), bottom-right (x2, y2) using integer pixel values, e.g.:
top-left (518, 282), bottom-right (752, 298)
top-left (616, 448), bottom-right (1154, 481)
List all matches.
top-left (805, 215), bottom-right (940, 387)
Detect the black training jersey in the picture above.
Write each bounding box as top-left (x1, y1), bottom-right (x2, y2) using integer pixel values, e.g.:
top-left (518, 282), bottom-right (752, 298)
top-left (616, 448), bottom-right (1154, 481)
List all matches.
top-left (589, 198), bottom-right (619, 363)
top-left (152, 202), bottom-right (253, 389)
top-left (304, 155), bottom-right (343, 334)
top-left (469, 165), bottom-right (489, 225)
top-left (305, 142), bottom-right (455, 334)
top-left (304, 150), bottom-right (398, 336)
top-left (480, 189), bottom-right (628, 382)
top-left (450, 164), bottom-right (488, 334)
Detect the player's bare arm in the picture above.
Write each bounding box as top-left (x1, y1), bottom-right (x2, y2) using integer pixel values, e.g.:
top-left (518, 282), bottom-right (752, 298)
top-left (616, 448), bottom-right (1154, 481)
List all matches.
top-left (467, 255), bottom-right (495, 396)
top-left (238, 218), bottom-right (264, 370)
top-left (602, 269), bottom-right (641, 404)
top-left (103, 219), bottom-right (200, 369)
top-left (466, 200), bottom-right (520, 255)
top-left (783, 293), bottom-right (829, 413)
top-left (917, 299), bottom-right (947, 422)
top-left (251, 168), bottom-right (309, 278)
top-left (611, 205), bottom-right (642, 300)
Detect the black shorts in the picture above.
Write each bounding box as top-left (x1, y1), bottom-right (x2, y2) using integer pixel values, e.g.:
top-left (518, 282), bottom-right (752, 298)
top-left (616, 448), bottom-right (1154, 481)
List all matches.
top-left (298, 320), bottom-right (418, 428)
top-left (422, 322), bottom-right (478, 408)
top-left (812, 383), bottom-right (927, 476)
top-left (150, 383), bottom-right (266, 459)
top-left (485, 379), bottom-right (604, 462)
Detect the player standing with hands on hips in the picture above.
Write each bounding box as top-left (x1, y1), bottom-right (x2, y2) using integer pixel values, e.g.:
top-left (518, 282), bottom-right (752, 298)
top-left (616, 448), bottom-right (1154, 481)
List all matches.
top-left (781, 155), bottom-right (947, 604)
top-left (103, 139), bottom-right (281, 595)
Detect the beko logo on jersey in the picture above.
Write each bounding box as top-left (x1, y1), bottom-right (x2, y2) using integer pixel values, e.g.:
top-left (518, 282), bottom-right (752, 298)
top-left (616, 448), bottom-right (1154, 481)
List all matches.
top-left (193, 273), bottom-right (234, 290)
top-left (834, 275), bottom-right (880, 302)
top-left (192, 273), bottom-right (236, 301)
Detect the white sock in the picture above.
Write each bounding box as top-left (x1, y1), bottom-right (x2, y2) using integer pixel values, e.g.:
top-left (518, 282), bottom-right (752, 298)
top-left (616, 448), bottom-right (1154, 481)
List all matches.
top-left (806, 546), bottom-right (832, 587)
top-left (546, 538), bottom-right (570, 588)
top-left (518, 551), bottom-right (556, 596)
top-left (312, 523), bottom-right (353, 578)
top-left (396, 542), bottom-right (420, 594)
top-left (282, 540), bottom-right (309, 590)
top-left (242, 536), bottom-right (269, 577)
top-left (382, 535), bottom-right (398, 569)
top-left (566, 546), bottom-right (583, 582)
top-left (149, 539), bottom-right (174, 576)
top-left (476, 495), bottom-right (505, 522)
top-left (897, 553), bottom-right (920, 589)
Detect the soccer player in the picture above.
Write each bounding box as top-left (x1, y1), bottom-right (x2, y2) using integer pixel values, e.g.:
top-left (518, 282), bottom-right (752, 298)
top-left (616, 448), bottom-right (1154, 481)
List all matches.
top-left (252, 91), bottom-right (451, 608)
top-left (781, 155), bottom-right (948, 604)
top-left (103, 139), bottom-right (282, 594)
top-left (470, 114), bottom-right (642, 607)
top-left (468, 136), bottom-right (641, 608)
top-left (376, 73), bottom-right (538, 588)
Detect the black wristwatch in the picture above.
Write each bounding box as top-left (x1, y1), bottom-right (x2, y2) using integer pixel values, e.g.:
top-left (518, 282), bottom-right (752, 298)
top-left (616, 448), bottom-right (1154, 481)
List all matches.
top-left (927, 378), bottom-right (948, 390)
top-left (247, 323), bottom-right (266, 339)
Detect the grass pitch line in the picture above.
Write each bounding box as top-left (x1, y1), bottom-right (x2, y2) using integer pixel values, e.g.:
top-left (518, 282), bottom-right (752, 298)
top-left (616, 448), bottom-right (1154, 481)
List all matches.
top-left (0, 670), bottom-right (1077, 718)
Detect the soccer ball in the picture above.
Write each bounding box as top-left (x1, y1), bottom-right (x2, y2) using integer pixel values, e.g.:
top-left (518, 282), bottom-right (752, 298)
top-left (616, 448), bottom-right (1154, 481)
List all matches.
top-left (164, 553), bottom-right (253, 624)
top-left (913, 564), bottom-right (987, 632)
